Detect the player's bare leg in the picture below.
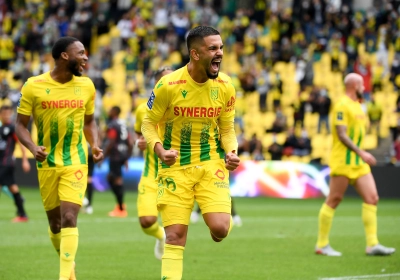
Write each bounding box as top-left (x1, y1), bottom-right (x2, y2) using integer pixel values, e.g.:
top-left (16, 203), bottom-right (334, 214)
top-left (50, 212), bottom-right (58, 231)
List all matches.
top-left (203, 212), bottom-right (232, 242)
top-left (140, 216), bottom-right (165, 260)
top-left (316, 176), bottom-right (349, 256)
top-left (162, 224), bottom-right (188, 280)
top-left (354, 173), bottom-right (395, 256)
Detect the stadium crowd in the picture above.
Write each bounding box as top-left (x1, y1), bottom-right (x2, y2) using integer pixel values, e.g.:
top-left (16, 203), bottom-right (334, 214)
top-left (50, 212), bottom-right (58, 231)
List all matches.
top-left (1, 0), bottom-right (400, 163)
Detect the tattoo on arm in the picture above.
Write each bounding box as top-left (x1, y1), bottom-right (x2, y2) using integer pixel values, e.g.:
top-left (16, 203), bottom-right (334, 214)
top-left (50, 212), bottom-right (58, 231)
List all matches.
top-left (336, 125), bottom-right (361, 155)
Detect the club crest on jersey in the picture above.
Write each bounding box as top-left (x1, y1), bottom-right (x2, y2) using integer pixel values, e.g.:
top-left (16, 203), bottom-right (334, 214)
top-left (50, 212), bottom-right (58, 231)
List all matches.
top-left (337, 112), bottom-right (343, 120)
top-left (74, 87), bottom-right (81, 96)
top-left (210, 87), bottom-right (219, 101)
top-left (147, 91), bottom-right (156, 109)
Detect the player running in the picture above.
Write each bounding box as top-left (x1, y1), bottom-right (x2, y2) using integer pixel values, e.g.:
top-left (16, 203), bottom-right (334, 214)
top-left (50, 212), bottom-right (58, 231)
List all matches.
top-left (0, 105), bottom-right (31, 222)
top-left (142, 26), bottom-right (240, 280)
top-left (135, 66), bottom-right (173, 260)
top-left (315, 73), bottom-right (395, 256)
top-left (16, 37), bottom-right (104, 280)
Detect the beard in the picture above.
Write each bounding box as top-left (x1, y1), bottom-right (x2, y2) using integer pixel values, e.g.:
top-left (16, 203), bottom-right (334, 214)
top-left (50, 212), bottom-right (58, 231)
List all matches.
top-left (206, 68), bottom-right (219, 79)
top-left (356, 90), bottom-right (363, 100)
top-left (68, 59), bottom-right (82, 76)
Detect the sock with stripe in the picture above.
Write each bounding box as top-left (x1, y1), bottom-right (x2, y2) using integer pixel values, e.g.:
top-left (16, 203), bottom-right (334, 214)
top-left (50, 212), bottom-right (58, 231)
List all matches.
top-left (161, 244), bottom-right (184, 280)
top-left (317, 203), bottom-right (335, 248)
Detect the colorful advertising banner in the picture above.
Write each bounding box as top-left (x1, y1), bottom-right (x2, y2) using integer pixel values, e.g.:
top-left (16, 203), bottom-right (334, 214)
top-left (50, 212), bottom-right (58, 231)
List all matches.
top-left (93, 159), bottom-right (330, 198)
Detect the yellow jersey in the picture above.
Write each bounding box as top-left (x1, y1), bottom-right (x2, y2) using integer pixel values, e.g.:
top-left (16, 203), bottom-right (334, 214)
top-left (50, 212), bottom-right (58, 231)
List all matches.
top-left (135, 102), bottom-right (158, 179)
top-left (143, 65), bottom-right (237, 169)
top-left (17, 71), bottom-right (95, 169)
top-left (330, 95), bottom-right (367, 168)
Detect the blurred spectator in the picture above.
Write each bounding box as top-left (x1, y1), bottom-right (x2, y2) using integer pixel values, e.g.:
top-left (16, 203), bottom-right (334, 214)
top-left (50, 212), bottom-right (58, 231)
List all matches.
top-left (249, 133), bottom-right (264, 161)
top-left (267, 106), bottom-right (287, 133)
top-left (283, 128), bottom-right (312, 157)
top-left (117, 13), bottom-right (132, 48)
top-left (354, 57), bottom-right (373, 101)
top-left (153, 2), bottom-right (169, 40)
top-left (0, 33), bottom-right (14, 70)
top-left (170, 10), bottom-right (189, 47)
top-left (372, 61), bottom-right (385, 92)
top-left (390, 57), bottom-right (400, 91)
top-left (256, 64), bottom-right (270, 112)
top-left (268, 134), bottom-right (283, 160)
top-left (237, 130), bottom-right (249, 157)
top-left (367, 94), bottom-right (383, 135)
top-left (393, 135), bottom-right (400, 165)
top-left (316, 89), bottom-right (331, 134)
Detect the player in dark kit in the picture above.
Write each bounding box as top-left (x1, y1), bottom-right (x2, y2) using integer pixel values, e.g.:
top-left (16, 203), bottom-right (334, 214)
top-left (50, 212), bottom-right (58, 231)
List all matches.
top-left (0, 105), bottom-right (31, 222)
top-left (104, 106), bottom-right (133, 217)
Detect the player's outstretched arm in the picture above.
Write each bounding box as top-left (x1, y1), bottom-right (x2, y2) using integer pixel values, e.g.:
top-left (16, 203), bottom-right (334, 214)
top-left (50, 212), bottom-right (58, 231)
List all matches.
top-left (84, 114), bottom-right (104, 163)
top-left (336, 125), bottom-right (376, 166)
top-left (15, 113), bottom-right (48, 162)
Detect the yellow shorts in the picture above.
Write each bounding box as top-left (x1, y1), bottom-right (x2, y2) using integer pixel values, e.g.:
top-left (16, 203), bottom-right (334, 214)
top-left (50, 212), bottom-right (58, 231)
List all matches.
top-left (137, 175), bottom-right (158, 217)
top-left (38, 165), bottom-right (88, 211)
top-left (157, 159), bottom-right (231, 227)
top-left (330, 163), bottom-right (371, 183)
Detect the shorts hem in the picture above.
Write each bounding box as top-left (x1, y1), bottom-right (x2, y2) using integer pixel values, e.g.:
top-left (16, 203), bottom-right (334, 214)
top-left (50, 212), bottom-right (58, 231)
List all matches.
top-left (201, 203), bottom-right (231, 214)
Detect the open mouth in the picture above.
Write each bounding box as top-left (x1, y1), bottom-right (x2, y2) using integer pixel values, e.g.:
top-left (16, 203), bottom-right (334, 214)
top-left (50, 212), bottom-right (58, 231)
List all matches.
top-left (210, 59), bottom-right (221, 72)
top-left (79, 63), bottom-right (86, 72)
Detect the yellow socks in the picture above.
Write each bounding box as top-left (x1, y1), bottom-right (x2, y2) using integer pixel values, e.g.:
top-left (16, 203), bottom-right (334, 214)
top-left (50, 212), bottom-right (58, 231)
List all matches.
top-left (317, 203), bottom-right (335, 248)
top-left (362, 203), bottom-right (379, 247)
top-left (48, 227), bottom-right (61, 256)
top-left (162, 244), bottom-right (184, 280)
top-left (142, 222), bottom-right (164, 240)
top-left (60, 228), bottom-right (79, 279)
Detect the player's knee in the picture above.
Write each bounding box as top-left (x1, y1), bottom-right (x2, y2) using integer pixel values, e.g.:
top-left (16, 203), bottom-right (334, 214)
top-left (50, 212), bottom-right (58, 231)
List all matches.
top-left (49, 221), bottom-right (61, 234)
top-left (61, 211), bottom-right (78, 227)
top-left (327, 194), bottom-right (343, 208)
top-left (8, 184), bottom-right (19, 193)
top-left (209, 222), bottom-right (230, 239)
top-left (139, 216), bottom-right (157, 228)
top-left (365, 194), bottom-right (379, 205)
top-left (166, 231), bottom-right (186, 246)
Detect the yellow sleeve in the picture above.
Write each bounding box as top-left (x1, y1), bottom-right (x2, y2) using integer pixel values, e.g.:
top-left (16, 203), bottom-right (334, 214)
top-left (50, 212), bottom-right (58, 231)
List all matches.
top-left (85, 80), bottom-right (96, 115)
top-left (134, 103), bottom-right (146, 133)
top-left (142, 79), bottom-right (169, 150)
top-left (218, 81), bottom-right (238, 153)
top-left (333, 102), bottom-right (348, 127)
top-left (17, 81), bottom-right (33, 116)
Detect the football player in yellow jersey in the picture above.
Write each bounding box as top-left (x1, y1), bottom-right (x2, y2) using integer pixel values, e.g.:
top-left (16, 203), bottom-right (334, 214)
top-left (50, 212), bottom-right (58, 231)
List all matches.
top-left (16, 37), bottom-right (104, 280)
top-left (142, 26), bottom-right (240, 280)
top-left (135, 66), bottom-right (173, 260)
top-left (315, 73), bottom-right (395, 257)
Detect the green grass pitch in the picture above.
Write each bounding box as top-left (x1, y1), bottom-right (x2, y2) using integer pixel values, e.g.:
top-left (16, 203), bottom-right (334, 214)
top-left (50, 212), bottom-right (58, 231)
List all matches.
top-left (1, 188), bottom-right (399, 280)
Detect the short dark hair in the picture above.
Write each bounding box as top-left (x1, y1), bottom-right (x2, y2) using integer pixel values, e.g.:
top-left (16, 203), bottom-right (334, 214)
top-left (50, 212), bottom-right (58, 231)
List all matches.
top-left (154, 66), bottom-right (173, 81)
top-left (111, 106), bottom-right (121, 116)
top-left (52, 37), bottom-right (80, 60)
top-left (0, 105), bottom-right (12, 112)
top-left (186, 26), bottom-right (220, 52)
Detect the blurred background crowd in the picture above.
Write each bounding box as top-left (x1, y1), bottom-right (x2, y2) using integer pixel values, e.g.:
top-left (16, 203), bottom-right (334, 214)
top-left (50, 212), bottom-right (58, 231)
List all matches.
top-left (1, 0), bottom-right (400, 165)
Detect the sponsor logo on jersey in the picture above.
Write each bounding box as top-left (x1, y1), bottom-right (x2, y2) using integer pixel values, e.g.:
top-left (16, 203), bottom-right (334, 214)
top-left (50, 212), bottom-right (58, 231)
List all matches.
top-left (173, 106), bottom-right (222, 118)
top-left (181, 89), bottom-right (188, 98)
top-left (168, 80), bottom-right (186, 85)
top-left (33, 79), bottom-right (49, 83)
top-left (210, 87), bottom-right (218, 101)
top-left (337, 112), bottom-right (343, 120)
top-left (45, 88), bottom-right (51, 94)
top-left (213, 79), bottom-right (228, 84)
top-left (147, 91), bottom-right (156, 109)
top-left (156, 81), bottom-right (163, 89)
top-left (41, 100), bottom-right (84, 109)
top-left (225, 96), bottom-right (236, 112)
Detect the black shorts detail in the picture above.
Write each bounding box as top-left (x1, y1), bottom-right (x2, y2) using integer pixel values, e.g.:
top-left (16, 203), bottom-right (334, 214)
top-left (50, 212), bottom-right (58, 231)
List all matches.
top-left (0, 166), bottom-right (16, 186)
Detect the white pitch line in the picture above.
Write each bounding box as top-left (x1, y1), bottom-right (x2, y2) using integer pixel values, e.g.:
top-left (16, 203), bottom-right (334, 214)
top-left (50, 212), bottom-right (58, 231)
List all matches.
top-left (319, 273), bottom-right (400, 280)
